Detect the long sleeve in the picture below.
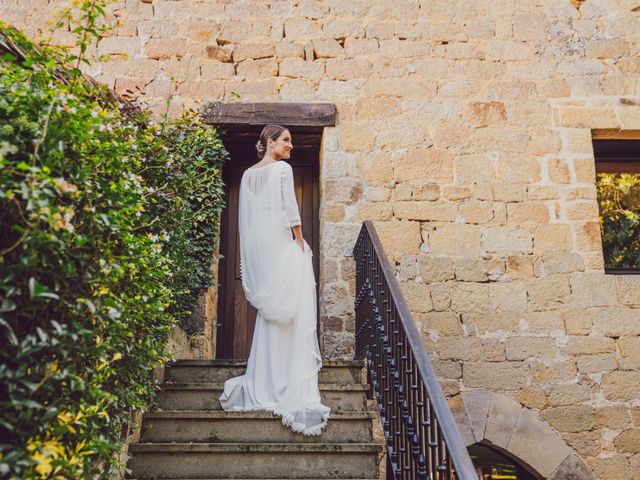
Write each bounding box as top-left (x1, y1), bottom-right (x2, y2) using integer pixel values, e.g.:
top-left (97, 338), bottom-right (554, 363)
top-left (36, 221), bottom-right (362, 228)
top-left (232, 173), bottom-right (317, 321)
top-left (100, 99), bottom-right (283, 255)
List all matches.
top-left (281, 163), bottom-right (301, 227)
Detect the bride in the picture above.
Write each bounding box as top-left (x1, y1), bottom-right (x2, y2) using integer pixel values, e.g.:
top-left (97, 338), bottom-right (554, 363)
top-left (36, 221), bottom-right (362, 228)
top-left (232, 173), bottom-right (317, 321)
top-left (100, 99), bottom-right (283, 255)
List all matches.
top-left (218, 124), bottom-right (331, 436)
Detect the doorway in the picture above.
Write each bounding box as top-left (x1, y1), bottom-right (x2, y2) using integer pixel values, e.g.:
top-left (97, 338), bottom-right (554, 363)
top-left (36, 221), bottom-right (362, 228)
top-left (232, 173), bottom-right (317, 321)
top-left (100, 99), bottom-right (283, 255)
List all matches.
top-left (208, 103), bottom-right (335, 359)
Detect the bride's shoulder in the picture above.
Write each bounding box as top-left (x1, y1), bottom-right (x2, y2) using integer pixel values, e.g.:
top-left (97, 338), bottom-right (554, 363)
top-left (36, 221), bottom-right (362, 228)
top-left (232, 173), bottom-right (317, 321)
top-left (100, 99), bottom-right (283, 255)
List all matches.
top-left (278, 160), bottom-right (293, 173)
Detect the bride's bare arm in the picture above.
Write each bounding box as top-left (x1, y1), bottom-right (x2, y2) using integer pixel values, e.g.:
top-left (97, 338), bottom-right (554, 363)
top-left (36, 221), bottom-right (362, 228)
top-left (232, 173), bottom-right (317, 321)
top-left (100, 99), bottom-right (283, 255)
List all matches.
top-left (292, 225), bottom-right (304, 251)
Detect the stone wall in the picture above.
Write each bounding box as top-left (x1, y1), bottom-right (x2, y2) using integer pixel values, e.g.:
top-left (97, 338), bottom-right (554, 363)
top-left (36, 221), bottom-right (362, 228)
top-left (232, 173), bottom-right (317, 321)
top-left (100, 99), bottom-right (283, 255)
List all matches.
top-left (3, 0), bottom-right (640, 477)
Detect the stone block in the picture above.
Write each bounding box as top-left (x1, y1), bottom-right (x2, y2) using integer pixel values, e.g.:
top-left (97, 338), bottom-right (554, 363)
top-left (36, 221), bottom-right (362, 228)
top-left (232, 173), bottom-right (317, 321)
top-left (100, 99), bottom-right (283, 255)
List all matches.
top-left (236, 58), bottom-right (278, 78)
top-left (464, 101), bottom-right (507, 127)
top-left (393, 201), bottom-right (457, 222)
top-left (463, 362), bottom-right (529, 390)
top-left (618, 276), bottom-right (640, 306)
top-left (548, 454), bottom-right (597, 480)
top-left (509, 408), bottom-right (572, 478)
top-left (596, 405), bottom-right (631, 430)
top-left (325, 58), bottom-right (371, 80)
top-left (355, 202), bottom-right (393, 221)
top-left (428, 224), bottom-right (482, 257)
top-left (562, 336), bottom-right (614, 355)
top-left (447, 395), bottom-right (476, 447)
top-left (573, 221), bottom-right (602, 251)
top-left (536, 251), bottom-right (585, 275)
top-left (442, 185), bottom-right (472, 201)
top-left (284, 17), bottom-right (322, 40)
top-left (459, 200), bottom-right (494, 224)
top-left (483, 393), bottom-right (522, 449)
top-left (505, 337), bottom-right (556, 360)
top-left (562, 309), bottom-right (593, 335)
top-left (533, 224), bottom-right (573, 252)
top-left (339, 122), bottom-right (376, 151)
top-left (461, 390), bottom-right (492, 443)
top-left (204, 45), bottom-right (234, 62)
top-left (527, 311), bottom-right (565, 335)
top-left (431, 360), bottom-right (462, 380)
top-left (418, 256), bottom-right (455, 282)
top-left (619, 337), bottom-right (640, 370)
top-left (513, 11), bottom-right (547, 41)
top-left (372, 220), bottom-right (421, 262)
top-left (528, 185), bottom-right (559, 201)
top-left (398, 282), bottom-right (432, 313)
top-left (506, 203), bottom-right (550, 228)
top-left (322, 18), bottom-right (366, 39)
top-left (320, 281), bottom-right (351, 317)
top-left (577, 354), bottom-right (617, 374)
top-left (483, 227), bottom-right (533, 255)
top-left (614, 429), bottom-right (640, 454)
top-left (429, 282), bottom-right (451, 311)
top-left (565, 200), bottom-right (599, 221)
top-left (555, 108), bottom-right (617, 128)
top-left (506, 254), bottom-right (534, 280)
top-left (464, 312), bottom-right (519, 334)
top-left (279, 58), bottom-right (324, 81)
top-left (602, 371), bottom-right (640, 401)
top-left (592, 306), bottom-right (640, 337)
top-left (233, 41), bottom-right (275, 61)
top-left (450, 282), bottom-right (490, 313)
top-left (516, 386), bottom-right (548, 410)
top-left (490, 282), bottom-right (528, 314)
top-left (455, 257), bottom-right (503, 282)
top-left (545, 383), bottom-right (591, 406)
top-left (420, 312), bottom-right (463, 336)
top-left (529, 359), bottom-right (577, 384)
top-left (587, 455), bottom-right (631, 480)
top-left (394, 147), bottom-right (454, 182)
top-left (526, 274), bottom-right (572, 311)
top-left (541, 405), bottom-right (595, 433)
top-left (548, 158), bottom-right (571, 183)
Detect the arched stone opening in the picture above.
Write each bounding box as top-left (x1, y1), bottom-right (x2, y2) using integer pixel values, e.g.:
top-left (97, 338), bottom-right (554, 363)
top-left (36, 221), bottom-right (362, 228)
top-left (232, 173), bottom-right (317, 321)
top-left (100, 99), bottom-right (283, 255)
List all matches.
top-left (448, 390), bottom-right (596, 480)
top-left (469, 442), bottom-right (540, 480)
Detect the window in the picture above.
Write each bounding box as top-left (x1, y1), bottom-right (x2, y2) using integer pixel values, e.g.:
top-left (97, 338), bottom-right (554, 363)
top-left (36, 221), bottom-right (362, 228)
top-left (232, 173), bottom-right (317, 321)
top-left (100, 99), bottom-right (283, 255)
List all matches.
top-left (593, 139), bottom-right (640, 274)
top-left (468, 444), bottom-right (539, 480)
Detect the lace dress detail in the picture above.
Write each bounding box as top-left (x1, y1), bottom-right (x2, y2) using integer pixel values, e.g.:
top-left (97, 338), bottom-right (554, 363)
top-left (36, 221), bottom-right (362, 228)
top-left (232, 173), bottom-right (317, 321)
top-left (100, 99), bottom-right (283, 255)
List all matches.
top-left (218, 160), bottom-right (330, 436)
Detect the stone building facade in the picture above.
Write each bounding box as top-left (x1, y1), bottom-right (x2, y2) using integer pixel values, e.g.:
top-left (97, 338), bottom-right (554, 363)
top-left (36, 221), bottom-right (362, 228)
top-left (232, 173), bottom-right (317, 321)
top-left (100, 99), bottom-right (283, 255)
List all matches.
top-left (2, 0), bottom-right (640, 477)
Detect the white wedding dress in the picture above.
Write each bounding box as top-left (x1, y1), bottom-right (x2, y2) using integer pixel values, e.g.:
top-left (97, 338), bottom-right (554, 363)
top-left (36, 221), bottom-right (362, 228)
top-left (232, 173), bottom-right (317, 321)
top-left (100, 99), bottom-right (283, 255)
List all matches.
top-left (218, 160), bottom-right (331, 436)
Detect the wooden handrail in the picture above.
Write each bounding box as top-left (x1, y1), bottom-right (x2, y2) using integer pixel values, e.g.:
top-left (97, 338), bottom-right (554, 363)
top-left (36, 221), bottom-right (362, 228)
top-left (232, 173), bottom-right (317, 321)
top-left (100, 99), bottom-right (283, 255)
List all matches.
top-left (353, 221), bottom-right (477, 480)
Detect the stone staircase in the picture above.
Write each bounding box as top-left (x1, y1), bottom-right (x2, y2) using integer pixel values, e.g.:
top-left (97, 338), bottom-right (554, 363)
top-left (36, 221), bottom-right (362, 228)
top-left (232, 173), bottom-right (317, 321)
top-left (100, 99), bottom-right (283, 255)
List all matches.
top-left (126, 359), bottom-right (383, 479)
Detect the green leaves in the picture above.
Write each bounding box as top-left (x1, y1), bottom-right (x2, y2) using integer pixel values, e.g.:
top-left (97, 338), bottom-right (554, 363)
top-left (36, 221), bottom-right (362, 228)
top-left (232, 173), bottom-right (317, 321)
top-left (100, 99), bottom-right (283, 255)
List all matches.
top-left (0, 22), bottom-right (226, 480)
top-left (597, 172), bottom-right (640, 268)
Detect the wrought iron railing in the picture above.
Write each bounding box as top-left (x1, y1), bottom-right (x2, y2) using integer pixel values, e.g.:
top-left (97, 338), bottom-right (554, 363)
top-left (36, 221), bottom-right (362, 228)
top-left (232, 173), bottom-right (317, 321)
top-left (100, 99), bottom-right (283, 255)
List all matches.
top-left (354, 221), bottom-right (477, 480)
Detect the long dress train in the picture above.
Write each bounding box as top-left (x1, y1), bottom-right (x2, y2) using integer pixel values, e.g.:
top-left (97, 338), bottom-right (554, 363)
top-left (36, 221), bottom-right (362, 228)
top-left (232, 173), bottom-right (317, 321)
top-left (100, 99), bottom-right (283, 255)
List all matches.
top-left (218, 160), bottom-right (331, 436)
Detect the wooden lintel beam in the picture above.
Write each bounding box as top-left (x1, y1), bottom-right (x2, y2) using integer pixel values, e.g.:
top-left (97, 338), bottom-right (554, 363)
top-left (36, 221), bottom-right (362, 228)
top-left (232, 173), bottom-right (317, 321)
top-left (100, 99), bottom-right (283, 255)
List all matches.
top-left (204, 102), bottom-right (336, 127)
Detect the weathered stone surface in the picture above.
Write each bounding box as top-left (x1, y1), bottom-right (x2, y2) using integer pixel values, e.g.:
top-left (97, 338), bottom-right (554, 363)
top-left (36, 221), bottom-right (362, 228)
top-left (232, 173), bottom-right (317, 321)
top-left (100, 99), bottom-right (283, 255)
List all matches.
top-left (526, 275), bottom-right (572, 311)
top-left (463, 362), bottom-right (529, 390)
top-left (532, 223), bottom-right (573, 252)
top-left (509, 408), bottom-right (572, 478)
top-left (545, 383), bottom-right (591, 406)
top-left (615, 429), bottom-right (640, 454)
top-left (394, 147), bottom-right (454, 181)
top-left (541, 405), bottom-right (596, 433)
top-left (450, 282), bottom-right (490, 314)
top-left (417, 256), bottom-right (454, 282)
top-left (428, 224), bottom-right (482, 256)
top-left (548, 454), bottom-right (597, 480)
top-left (516, 386), bottom-right (548, 410)
top-left (617, 276), bottom-right (640, 306)
top-left (447, 395), bottom-right (476, 447)
top-left (592, 306), bottom-right (640, 337)
top-left (506, 337), bottom-right (556, 360)
top-left (619, 337), bottom-right (640, 370)
top-left (602, 371), bottom-right (640, 402)
top-left (562, 309), bottom-right (593, 335)
top-left (420, 311), bottom-right (462, 336)
top-left (398, 282), bottom-right (432, 313)
top-left (483, 227), bottom-right (533, 254)
top-left (372, 220), bottom-right (421, 262)
top-left (577, 353), bottom-right (617, 374)
top-left (461, 390), bottom-right (492, 443)
top-left (483, 393), bottom-right (522, 449)
top-left (489, 282), bottom-right (528, 313)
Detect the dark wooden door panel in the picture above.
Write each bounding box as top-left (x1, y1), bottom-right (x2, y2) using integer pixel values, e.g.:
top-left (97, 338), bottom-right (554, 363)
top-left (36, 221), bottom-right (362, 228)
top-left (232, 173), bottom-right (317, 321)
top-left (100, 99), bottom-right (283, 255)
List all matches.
top-left (217, 159), bottom-right (319, 359)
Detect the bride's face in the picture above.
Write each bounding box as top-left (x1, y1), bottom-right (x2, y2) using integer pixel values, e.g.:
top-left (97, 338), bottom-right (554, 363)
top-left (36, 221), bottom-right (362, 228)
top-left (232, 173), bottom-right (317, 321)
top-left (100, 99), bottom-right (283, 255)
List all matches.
top-left (268, 130), bottom-right (293, 160)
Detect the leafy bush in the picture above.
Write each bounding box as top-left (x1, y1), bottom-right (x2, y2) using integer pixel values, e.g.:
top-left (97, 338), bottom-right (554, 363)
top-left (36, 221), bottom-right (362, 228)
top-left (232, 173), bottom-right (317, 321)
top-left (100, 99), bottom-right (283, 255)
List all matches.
top-left (0, 23), bottom-right (227, 479)
top-left (597, 173), bottom-right (640, 268)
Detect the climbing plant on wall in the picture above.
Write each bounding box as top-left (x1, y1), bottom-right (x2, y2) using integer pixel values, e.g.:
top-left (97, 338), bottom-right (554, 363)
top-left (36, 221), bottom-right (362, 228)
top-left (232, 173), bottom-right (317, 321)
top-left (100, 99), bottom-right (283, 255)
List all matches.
top-left (0, 12), bottom-right (227, 480)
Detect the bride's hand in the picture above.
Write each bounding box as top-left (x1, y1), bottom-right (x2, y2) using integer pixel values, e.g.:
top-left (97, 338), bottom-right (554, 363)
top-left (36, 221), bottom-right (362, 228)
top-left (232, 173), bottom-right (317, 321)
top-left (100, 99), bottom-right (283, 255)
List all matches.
top-left (296, 237), bottom-right (304, 252)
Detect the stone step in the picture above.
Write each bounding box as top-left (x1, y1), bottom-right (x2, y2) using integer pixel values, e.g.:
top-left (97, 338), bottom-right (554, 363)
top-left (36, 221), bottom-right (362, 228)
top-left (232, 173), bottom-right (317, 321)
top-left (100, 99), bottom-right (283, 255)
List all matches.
top-left (156, 383), bottom-right (369, 412)
top-left (165, 359), bottom-right (364, 385)
top-left (140, 410), bottom-right (374, 443)
top-left (126, 443), bottom-right (382, 479)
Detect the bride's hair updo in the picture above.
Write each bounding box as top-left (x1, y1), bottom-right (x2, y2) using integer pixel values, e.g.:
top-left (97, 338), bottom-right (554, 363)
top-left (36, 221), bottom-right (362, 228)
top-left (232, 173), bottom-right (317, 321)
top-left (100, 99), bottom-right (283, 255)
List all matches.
top-left (256, 124), bottom-right (288, 159)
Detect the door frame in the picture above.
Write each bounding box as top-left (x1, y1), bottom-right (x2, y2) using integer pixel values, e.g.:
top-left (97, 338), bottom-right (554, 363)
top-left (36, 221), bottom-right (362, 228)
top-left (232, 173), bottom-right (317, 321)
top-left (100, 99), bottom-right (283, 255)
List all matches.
top-left (206, 103), bottom-right (336, 359)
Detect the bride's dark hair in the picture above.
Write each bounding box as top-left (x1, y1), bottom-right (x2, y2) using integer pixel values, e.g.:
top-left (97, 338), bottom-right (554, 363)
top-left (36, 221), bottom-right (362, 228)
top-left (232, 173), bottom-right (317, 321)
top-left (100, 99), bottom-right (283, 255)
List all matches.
top-left (256, 124), bottom-right (288, 159)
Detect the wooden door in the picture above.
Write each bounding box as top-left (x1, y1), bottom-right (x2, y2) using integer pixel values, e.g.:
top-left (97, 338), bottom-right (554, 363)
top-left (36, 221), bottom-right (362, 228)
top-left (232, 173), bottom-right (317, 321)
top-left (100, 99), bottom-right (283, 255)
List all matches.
top-left (216, 156), bottom-right (319, 359)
